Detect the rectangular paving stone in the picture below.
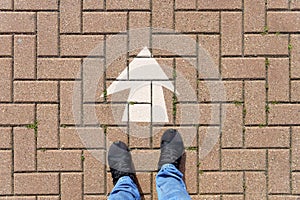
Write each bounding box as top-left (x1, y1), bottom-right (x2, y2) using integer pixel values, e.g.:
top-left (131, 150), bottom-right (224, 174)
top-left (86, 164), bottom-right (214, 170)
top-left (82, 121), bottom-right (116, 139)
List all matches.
top-left (0, 150), bottom-right (12, 194)
top-left (14, 173), bottom-right (59, 195)
top-left (37, 104), bottom-right (58, 148)
top-left (185, 150), bottom-right (198, 193)
top-left (83, 0), bottom-right (104, 10)
top-left (269, 104), bottom-right (300, 125)
top-left (107, 0), bottom-right (150, 10)
top-left (135, 173), bottom-right (151, 194)
top-left (244, 0), bottom-right (265, 32)
top-left (221, 104), bottom-right (243, 147)
top-left (83, 150), bottom-right (105, 194)
top-left (292, 172), bottom-right (300, 194)
top-left (14, 81), bottom-right (58, 102)
top-left (60, 127), bottom-right (105, 149)
top-left (60, 35), bottom-right (104, 56)
top-left (106, 127), bottom-right (128, 147)
top-left (268, 12), bottom-right (300, 32)
top-left (245, 127), bottom-right (290, 148)
top-left (61, 173), bottom-right (82, 200)
top-left (60, 81), bottom-right (82, 124)
top-left (14, 35), bottom-right (35, 79)
top-left (222, 149), bottom-right (266, 170)
top-left (0, 58), bottom-right (12, 102)
top-left (0, 12), bottom-right (35, 33)
top-left (292, 127), bottom-right (300, 170)
top-left (0, 197), bottom-right (38, 200)
top-left (0, 104), bottom-right (34, 125)
top-left (0, 128), bottom-right (12, 148)
top-left (198, 0), bottom-right (242, 9)
top-left (199, 172), bottom-right (243, 193)
top-left (14, 127), bottom-right (36, 171)
top-left (245, 81), bottom-right (266, 124)
top-left (268, 149), bottom-right (290, 193)
top-left (223, 196), bottom-right (243, 200)
top-left (268, 58), bottom-right (290, 101)
top-left (37, 150), bottom-right (82, 171)
top-left (245, 172), bottom-right (267, 200)
top-left (83, 12), bottom-right (127, 33)
top-left (291, 35), bottom-right (300, 78)
top-left (175, 0), bottom-right (196, 9)
top-left (38, 197), bottom-right (60, 200)
top-left (0, 35), bottom-right (12, 55)
top-left (190, 195), bottom-right (220, 200)
top-left (37, 12), bottom-right (58, 56)
top-left (267, 0), bottom-right (288, 9)
top-left (131, 150), bottom-right (159, 171)
top-left (0, 0), bottom-right (12, 9)
top-left (269, 196), bottom-right (300, 200)
top-left (153, 0), bottom-right (174, 29)
top-left (37, 58), bottom-right (81, 79)
top-left (175, 12), bottom-right (219, 33)
top-left (60, 0), bottom-right (81, 33)
top-left (244, 35), bottom-right (289, 55)
top-left (221, 12), bottom-right (242, 55)
top-left (291, 0), bottom-right (300, 8)
top-left (15, 0), bottom-right (58, 10)
top-left (292, 81), bottom-right (300, 102)
top-left (221, 58), bottom-right (265, 79)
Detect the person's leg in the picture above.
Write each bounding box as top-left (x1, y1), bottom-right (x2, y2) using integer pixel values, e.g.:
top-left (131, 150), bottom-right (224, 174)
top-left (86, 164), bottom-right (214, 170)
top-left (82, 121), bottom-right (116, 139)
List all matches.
top-left (156, 129), bottom-right (191, 200)
top-left (108, 141), bottom-right (141, 200)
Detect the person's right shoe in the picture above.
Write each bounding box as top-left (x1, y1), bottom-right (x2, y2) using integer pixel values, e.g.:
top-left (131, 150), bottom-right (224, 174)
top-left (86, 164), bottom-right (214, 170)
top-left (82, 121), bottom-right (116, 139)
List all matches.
top-left (108, 141), bottom-right (136, 185)
top-left (158, 129), bottom-right (185, 170)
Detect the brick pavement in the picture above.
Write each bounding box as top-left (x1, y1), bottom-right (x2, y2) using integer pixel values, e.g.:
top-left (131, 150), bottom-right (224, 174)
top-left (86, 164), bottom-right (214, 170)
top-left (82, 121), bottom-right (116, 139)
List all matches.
top-left (0, 0), bottom-right (300, 199)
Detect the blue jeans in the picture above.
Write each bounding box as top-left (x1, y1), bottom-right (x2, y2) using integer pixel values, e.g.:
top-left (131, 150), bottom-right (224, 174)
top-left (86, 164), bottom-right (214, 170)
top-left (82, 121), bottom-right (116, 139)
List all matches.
top-left (109, 164), bottom-right (191, 200)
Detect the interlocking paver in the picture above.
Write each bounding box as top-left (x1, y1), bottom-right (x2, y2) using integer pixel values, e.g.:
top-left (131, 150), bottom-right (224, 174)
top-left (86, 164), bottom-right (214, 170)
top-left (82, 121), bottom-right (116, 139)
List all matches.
top-left (61, 173), bottom-right (82, 200)
top-left (0, 150), bottom-right (12, 194)
top-left (268, 12), bottom-right (300, 32)
top-left (153, 0), bottom-right (174, 29)
top-left (0, 104), bottom-right (34, 125)
top-left (245, 172), bottom-right (267, 200)
top-left (83, 0), bottom-right (104, 10)
top-left (0, 128), bottom-right (12, 148)
top-left (244, 0), bottom-right (265, 32)
top-left (291, 35), bottom-right (300, 78)
top-left (107, 0), bottom-right (150, 10)
top-left (267, 0), bottom-right (288, 9)
top-left (0, 12), bottom-right (35, 33)
top-left (0, 58), bottom-right (12, 102)
top-left (0, 35), bottom-right (12, 55)
top-left (60, 0), bottom-right (81, 33)
top-left (14, 0), bottom-right (58, 10)
top-left (198, 0), bottom-right (242, 9)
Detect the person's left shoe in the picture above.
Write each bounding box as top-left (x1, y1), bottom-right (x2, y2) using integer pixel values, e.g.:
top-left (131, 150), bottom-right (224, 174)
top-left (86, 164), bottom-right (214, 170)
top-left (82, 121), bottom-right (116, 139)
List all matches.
top-left (108, 141), bottom-right (136, 185)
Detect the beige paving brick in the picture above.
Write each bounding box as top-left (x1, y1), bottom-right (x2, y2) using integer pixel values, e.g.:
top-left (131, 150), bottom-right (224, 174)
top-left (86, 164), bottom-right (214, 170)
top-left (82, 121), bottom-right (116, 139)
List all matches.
top-left (60, 0), bottom-right (81, 33)
top-left (269, 104), bottom-right (300, 125)
top-left (37, 196), bottom-right (60, 200)
top-left (0, 35), bottom-right (12, 55)
top-left (0, 128), bottom-right (12, 148)
top-left (244, 0), bottom-right (265, 32)
top-left (60, 127), bottom-right (105, 149)
top-left (107, 0), bottom-right (150, 10)
top-left (221, 104), bottom-right (243, 147)
top-left (37, 104), bottom-right (58, 148)
top-left (61, 35), bottom-right (104, 56)
top-left (0, 12), bottom-right (35, 33)
top-left (83, 12), bottom-right (127, 33)
top-left (268, 150), bottom-right (290, 193)
top-left (292, 81), bottom-right (300, 101)
top-left (268, 58), bottom-right (290, 101)
top-left (175, 12), bottom-right (219, 33)
top-left (245, 81), bottom-right (266, 124)
top-left (83, 150), bottom-right (105, 194)
top-left (221, 12), bottom-right (242, 55)
top-left (175, 0), bottom-right (196, 9)
top-left (0, 0), bottom-right (12, 9)
top-left (199, 81), bottom-right (243, 102)
top-left (198, 0), bottom-right (242, 9)
top-left (83, 0), bottom-right (104, 10)
top-left (37, 150), bottom-right (82, 171)
top-left (245, 172), bottom-right (267, 200)
top-left (0, 104), bottom-right (34, 125)
top-left (244, 34), bottom-right (289, 55)
top-left (292, 172), bottom-right (300, 194)
top-left (291, 0), bottom-right (300, 8)
top-left (199, 172), bottom-right (243, 193)
top-left (223, 196), bottom-right (243, 200)
top-left (153, 0), bottom-right (174, 29)
top-left (14, 173), bottom-right (59, 195)
top-left (60, 81), bottom-right (82, 124)
top-left (222, 149), bottom-right (266, 170)
top-left (221, 58), bottom-right (265, 79)
top-left (37, 58), bottom-right (81, 79)
top-left (185, 150), bottom-right (198, 193)
top-left (83, 196), bottom-right (107, 200)
top-left (268, 196), bottom-right (300, 200)
top-left (292, 127), bottom-right (300, 170)
top-left (245, 127), bottom-right (290, 148)
top-left (199, 127), bottom-right (220, 170)
top-left (267, 0), bottom-right (288, 9)
top-left (0, 197), bottom-right (36, 200)
top-left (61, 173), bottom-right (82, 200)
top-left (14, 127), bottom-right (36, 171)
top-left (15, 0), bottom-right (58, 10)
top-left (37, 12), bottom-right (58, 56)
top-left (14, 81), bottom-right (58, 102)
top-left (0, 58), bottom-right (12, 102)
top-left (129, 124), bottom-right (151, 148)
top-left (291, 35), bottom-right (300, 78)
top-left (14, 35), bottom-right (35, 79)
top-left (0, 150), bottom-right (12, 194)
top-left (135, 173), bottom-right (151, 194)
top-left (268, 12), bottom-right (300, 32)
top-left (190, 195), bottom-right (220, 200)
top-left (106, 127), bottom-right (128, 147)
top-left (131, 149), bottom-right (159, 171)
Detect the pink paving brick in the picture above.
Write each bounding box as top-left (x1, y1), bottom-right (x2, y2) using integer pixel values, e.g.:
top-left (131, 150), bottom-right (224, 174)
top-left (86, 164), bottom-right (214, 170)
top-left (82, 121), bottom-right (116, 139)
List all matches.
top-left (0, 35), bottom-right (12, 55)
top-left (198, 0), bottom-right (242, 9)
top-left (0, 127), bottom-right (12, 148)
top-left (0, 104), bottom-right (35, 125)
top-left (268, 12), bottom-right (300, 32)
top-left (0, 150), bottom-right (12, 194)
top-left (107, 0), bottom-right (150, 10)
top-left (245, 172), bottom-right (267, 200)
top-left (14, 0), bottom-right (58, 10)
top-left (61, 173), bottom-right (82, 200)
top-left (0, 58), bottom-right (12, 102)
top-left (152, 0), bottom-right (174, 29)
top-left (291, 35), bottom-right (300, 78)
top-left (60, 0), bottom-right (81, 33)
top-left (244, 0), bottom-right (265, 32)
top-left (0, 12), bottom-right (35, 33)
top-left (83, 0), bottom-right (104, 10)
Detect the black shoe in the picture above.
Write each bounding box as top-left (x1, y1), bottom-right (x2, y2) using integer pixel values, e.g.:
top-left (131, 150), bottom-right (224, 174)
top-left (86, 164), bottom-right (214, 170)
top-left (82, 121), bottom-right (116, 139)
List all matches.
top-left (108, 141), bottom-right (136, 185)
top-left (158, 129), bottom-right (184, 170)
